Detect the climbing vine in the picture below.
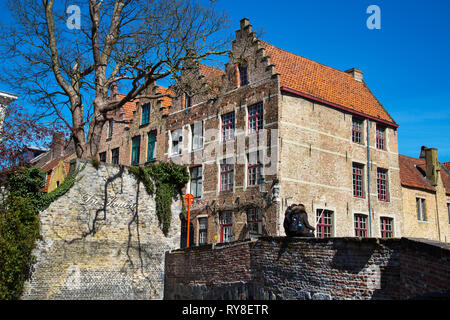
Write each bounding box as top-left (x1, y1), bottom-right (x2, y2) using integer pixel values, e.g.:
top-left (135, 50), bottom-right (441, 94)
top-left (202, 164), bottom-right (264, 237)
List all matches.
top-left (0, 164), bottom-right (83, 299)
top-left (128, 162), bottom-right (189, 235)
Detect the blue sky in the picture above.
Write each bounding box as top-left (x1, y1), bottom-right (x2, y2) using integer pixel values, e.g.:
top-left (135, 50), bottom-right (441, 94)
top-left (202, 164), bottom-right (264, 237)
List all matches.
top-left (1, 0), bottom-right (449, 161)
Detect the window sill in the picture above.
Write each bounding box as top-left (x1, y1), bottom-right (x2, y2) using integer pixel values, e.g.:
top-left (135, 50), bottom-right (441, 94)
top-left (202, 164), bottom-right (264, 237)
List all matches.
top-left (106, 137), bottom-right (113, 141)
top-left (146, 159), bottom-right (157, 164)
top-left (139, 123), bottom-right (150, 129)
top-left (170, 153), bottom-right (182, 158)
top-left (191, 147), bottom-right (204, 153)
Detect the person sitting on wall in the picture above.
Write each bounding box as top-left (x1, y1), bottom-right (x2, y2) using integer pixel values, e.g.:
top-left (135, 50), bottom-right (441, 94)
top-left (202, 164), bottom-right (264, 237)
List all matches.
top-left (284, 204), bottom-right (315, 237)
top-left (283, 203), bottom-right (297, 237)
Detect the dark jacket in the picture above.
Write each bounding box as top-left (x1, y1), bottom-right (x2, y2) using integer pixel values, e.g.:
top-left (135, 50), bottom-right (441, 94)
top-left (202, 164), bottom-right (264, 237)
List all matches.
top-left (296, 210), bottom-right (315, 234)
top-left (284, 206), bottom-right (315, 236)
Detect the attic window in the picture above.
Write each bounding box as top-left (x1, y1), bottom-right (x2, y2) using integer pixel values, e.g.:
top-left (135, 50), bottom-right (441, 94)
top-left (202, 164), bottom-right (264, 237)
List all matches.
top-left (239, 64), bottom-right (248, 86)
top-left (141, 103), bottom-right (150, 125)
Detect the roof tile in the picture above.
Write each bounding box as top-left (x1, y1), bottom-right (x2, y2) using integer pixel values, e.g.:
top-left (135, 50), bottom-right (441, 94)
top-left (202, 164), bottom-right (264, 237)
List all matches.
top-left (260, 41), bottom-right (396, 125)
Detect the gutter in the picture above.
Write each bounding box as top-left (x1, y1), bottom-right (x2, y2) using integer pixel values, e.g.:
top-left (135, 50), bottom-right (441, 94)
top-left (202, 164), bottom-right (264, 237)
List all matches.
top-left (367, 119), bottom-right (373, 237)
top-left (280, 86), bottom-right (399, 129)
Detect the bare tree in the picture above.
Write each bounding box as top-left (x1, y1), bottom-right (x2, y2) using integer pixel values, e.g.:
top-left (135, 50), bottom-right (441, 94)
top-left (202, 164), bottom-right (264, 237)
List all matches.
top-left (0, 0), bottom-right (229, 158)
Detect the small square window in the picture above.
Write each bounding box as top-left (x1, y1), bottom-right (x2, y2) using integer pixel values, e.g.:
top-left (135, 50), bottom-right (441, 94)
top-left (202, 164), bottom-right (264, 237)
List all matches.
top-left (352, 163), bottom-right (364, 198)
top-left (416, 198), bottom-right (426, 221)
top-left (377, 168), bottom-right (389, 201)
top-left (222, 112), bottom-right (235, 141)
top-left (198, 217), bottom-right (208, 245)
top-left (354, 214), bottom-right (368, 237)
top-left (247, 208), bottom-right (262, 237)
top-left (380, 217), bottom-right (394, 238)
top-left (111, 148), bottom-right (119, 165)
top-left (147, 131), bottom-right (157, 162)
top-left (248, 103), bottom-right (263, 134)
top-left (352, 118), bottom-right (363, 144)
top-left (220, 162), bottom-right (234, 192)
top-left (376, 126), bottom-right (386, 150)
top-left (171, 129), bottom-right (182, 156)
top-left (247, 152), bottom-right (262, 186)
top-left (191, 121), bottom-right (203, 151)
top-left (190, 166), bottom-right (202, 199)
top-left (131, 136), bottom-right (140, 166)
top-left (141, 104), bottom-right (150, 125)
top-left (239, 64), bottom-right (248, 86)
top-left (316, 209), bottom-right (333, 238)
top-left (219, 211), bottom-right (233, 243)
top-left (108, 119), bottom-right (113, 138)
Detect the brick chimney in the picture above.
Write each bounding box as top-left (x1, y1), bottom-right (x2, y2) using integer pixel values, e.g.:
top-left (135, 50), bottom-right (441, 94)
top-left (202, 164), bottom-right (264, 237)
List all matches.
top-left (424, 147), bottom-right (439, 186)
top-left (51, 133), bottom-right (65, 160)
top-left (419, 145), bottom-right (428, 159)
top-left (240, 17), bottom-right (249, 29)
top-left (345, 68), bottom-right (363, 82)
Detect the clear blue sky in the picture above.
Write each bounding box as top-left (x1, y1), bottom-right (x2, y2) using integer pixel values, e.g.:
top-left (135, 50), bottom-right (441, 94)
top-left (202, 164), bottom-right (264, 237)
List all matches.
top-left (1, 0), bottom-right (449, 161)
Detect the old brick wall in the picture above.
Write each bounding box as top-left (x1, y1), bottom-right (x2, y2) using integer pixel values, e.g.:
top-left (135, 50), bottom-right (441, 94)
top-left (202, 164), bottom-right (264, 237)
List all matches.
top-left (164, 237), bottom-right (450, 300)
top-left (21, 159), bottom-right (182, 300)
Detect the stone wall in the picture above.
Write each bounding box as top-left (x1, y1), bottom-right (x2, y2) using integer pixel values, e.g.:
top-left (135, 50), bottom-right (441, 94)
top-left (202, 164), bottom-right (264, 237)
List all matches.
top-left (164, 237), bottom-right (450, 300)
top-left (22, 159), bottom-right (182, 300)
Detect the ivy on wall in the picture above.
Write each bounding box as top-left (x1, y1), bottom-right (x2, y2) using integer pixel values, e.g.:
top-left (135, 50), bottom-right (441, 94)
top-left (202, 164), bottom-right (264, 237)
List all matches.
top-left (0, 164), bottom-right (83, 300)
top-left (129, 162), bottom-right (189, 235)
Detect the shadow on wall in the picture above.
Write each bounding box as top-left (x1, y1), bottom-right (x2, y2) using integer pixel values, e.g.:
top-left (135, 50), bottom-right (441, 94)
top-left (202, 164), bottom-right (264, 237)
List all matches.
top-left (330, 239), bottom-right (375, 273)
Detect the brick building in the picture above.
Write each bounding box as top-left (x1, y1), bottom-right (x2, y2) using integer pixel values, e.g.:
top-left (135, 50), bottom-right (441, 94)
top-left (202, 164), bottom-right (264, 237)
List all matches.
top-left (95, 18), bottom-right (403, 245)
top-left (399, 147), bottom-right (450, 242)
top-left (30, 133), bottom-right (76, 193)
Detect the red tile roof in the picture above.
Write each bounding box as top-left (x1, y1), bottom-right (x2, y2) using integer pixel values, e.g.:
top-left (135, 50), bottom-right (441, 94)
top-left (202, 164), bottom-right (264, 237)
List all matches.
top-left (41, 153), bottom-right (74, 171)
top-left (399, 155), bottom-right (434, 192)
top-left (199, 63), bottom-right (225, 82)
top-left (115, 94), bottom-right (138, 121)
top-left (443, 162), bottom-right (450, 172)
top-left (259, 41), bottom-right (397, 126)
top-left (440, 164), bottom-right (450, 195)
top-left (116, 86), bottom-right (174, 118)
top-left (399, 154), bottom-right (450, 195)
top-left (157, 86), bottom-right (174, 115)
top-left (40, 153), bottom-right (74, 192)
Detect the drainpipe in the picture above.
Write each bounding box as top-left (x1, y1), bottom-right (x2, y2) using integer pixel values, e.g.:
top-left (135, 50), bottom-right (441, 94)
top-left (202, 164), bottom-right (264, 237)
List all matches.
top-left (367, 119), bottom-right (372, 237)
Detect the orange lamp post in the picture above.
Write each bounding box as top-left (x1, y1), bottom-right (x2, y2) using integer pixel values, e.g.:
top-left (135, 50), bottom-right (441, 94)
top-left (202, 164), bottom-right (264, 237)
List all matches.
top-left (183, 193), bottom-right (194, 248)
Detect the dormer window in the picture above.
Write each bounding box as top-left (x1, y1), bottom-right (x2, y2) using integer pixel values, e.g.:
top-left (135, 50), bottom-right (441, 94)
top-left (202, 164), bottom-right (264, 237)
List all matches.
top-left (141, 103), bottom-right (150, 125)
top-left (239, 64), bottom-right (248, 86)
